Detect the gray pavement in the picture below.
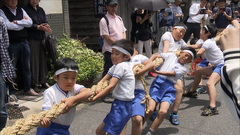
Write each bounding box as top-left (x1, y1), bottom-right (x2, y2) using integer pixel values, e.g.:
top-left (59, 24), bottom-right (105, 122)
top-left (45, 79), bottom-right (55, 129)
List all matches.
top-left (5, 73), bottom-right (240, 135)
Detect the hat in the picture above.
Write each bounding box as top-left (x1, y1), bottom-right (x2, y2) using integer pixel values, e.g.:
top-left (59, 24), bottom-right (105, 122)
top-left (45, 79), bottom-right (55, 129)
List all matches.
top-left (106, 0), bottom-right (118, 6)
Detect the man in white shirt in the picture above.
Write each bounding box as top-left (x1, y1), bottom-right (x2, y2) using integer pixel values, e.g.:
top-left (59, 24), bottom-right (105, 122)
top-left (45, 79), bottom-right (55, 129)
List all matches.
top-left (183, 0), bottom-right (212, 43)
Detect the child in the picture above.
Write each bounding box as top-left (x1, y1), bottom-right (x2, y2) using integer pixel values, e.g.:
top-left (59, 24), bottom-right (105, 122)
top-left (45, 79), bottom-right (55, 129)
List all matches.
top-left (157, 22), bottom-right (188, 125)
top-left (145, 47), bottom-right (196, 135)
top-left (36, 58), bottom-right (93, 135)
top-left (129, 48), bottom-right (154, 135)
top-left (92, 39), bottom-right (135, 135)
top-left (184, 24), bottom-right (224, 116)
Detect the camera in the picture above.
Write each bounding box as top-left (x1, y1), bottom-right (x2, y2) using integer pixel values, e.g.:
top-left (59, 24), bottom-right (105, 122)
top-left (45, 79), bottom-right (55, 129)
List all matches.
top-left (219, 8), bottom-right (225, 12)
top-left (200, 9), bottom-right (207, 14)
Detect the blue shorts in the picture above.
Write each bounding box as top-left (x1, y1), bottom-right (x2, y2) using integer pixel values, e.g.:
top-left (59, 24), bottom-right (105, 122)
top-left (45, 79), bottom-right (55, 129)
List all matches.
top-left (36, 122), bottom-right (70, 135)
top-left (197, 58), bottom-right (209, 68)
top-left (132, 89), bottom-right (145, 118)
top-left (150, 76), bottom-right (176, 105)
top-left (212, 64), bottom-right (224, 75)
top-left (103, 99), bottom-right (132, 135)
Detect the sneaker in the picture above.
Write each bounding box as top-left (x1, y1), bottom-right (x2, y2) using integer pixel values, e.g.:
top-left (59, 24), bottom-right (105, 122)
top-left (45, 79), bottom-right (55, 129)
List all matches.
top-left (150, 111), bottom-right (157, 121)
top-left (103, 94), bottom-right (114, 103)
top-left (182, 91), bottom-right (198, 98)
top-left (169, 113), bottom-right (179, 125)
top-left (24, 89), bottom-right (39, 96)
top-left (196, 86), bottom-right (207, 94)
top-left (201, 106), bottom-right (219, 116)
top-left (148, 72), bottom-right (156, 77)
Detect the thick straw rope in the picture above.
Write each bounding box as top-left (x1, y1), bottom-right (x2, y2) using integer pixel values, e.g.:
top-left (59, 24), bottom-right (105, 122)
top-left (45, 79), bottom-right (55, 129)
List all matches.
top-left (0, 51), bottom-right (180, 135)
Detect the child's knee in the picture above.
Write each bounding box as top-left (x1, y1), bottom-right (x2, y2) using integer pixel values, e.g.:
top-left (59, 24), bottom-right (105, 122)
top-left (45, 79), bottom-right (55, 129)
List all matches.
top-left (158, 109), bottom-right (168, 116)
top-left (175, 86), bottom-right (183, 94)
top-left (132, 116), bottom-right (143, 126)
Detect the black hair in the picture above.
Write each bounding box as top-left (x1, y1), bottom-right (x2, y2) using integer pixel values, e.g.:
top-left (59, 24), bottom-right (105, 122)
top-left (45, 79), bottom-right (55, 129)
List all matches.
top-left (218, 0), bottom-right (226, 2)
top-left (54, 58), bottom-right (79, 73)
top-left (183, 47), bottom-right (197, 60)
top-left (203, 24), bottom-right (217, 38)
top-left (112, 39), bottom-right (134, 58)
top-left (190, 38), bottom-right (199, 45)
top-left (201, 0), bottom-right (209, 2)
top-left (173, 22), bottom-right (188, 31)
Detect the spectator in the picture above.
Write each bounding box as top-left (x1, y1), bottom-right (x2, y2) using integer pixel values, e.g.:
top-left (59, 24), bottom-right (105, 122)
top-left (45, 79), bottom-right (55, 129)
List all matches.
top-left (0, 0), bottom-right (38, 97)
top-left (212, 0), bottom-right (232, 31)
top-left (172, 0), bottom-right (184, 23)
top-left (228, 0), bottom-right (240, 19)
top-left (158, 3), bottom-right (175, 39)
top-left (136, 9), bottom-right (153, 59)
top-left (24, 0), bottom-right (52, 91)
top-left (0, 16), bottom-right (16, 131)
top-left (99, 0), bottom-right (126, 102)
top-left (130, 8), bottom-right (141, 44)
top-left (183, 0), bottom-right (212, 43)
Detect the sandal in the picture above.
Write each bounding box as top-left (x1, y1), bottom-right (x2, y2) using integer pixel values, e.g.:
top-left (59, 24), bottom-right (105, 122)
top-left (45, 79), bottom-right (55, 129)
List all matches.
top-left (183, 91), bottom-right (197, 98)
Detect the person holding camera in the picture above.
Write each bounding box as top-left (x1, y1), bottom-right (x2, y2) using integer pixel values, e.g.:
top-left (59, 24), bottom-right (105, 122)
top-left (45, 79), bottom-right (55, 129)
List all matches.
top-left (183, 0), bottom-right (212, 43)
top-left (212, 0), bottom-right (232, 31)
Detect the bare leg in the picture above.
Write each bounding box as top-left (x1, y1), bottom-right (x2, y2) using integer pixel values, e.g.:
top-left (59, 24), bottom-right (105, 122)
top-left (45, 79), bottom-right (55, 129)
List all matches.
top-left (96, 122), bottom-right (106, 135)
top-left (120, 124), bottom-right (127, 135)
top-left (150, 102), bottom-right (170, 131)
top-left (131, 115), bottom-right (143, 135)
top-left (143, 99), bottom-right (156, 124)
top-left (190, 66), bottom-right (213, 92)
top-left (206, 72), bottom-right (220, 108)
top-left (195, 65), bottom-right (203, 86)
top-left (172, 79), bottom-right (183, 112)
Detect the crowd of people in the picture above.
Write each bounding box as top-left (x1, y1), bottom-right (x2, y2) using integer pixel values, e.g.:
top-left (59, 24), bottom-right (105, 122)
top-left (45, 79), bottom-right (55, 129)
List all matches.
top-left (0, 0), bottom-right (239, 134)
top-left (0, 0), bottom-right (52, 131)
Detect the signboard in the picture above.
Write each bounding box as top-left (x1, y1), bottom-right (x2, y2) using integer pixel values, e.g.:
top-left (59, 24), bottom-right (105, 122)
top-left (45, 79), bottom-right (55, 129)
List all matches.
top-left (39, 0), bottom-right (63, 14)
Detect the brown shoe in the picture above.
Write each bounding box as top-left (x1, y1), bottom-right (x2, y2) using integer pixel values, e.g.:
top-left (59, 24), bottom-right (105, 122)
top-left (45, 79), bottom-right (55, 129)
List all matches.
top-left (24, 89), bottom-right (39, 96)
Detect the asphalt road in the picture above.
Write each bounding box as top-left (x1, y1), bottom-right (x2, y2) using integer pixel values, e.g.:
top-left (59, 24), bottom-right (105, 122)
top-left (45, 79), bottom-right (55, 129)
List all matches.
top-left (66, 74), bottom-right (240, 135)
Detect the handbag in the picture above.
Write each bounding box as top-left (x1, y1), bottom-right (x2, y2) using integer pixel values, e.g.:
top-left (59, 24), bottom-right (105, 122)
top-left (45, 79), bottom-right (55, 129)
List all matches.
top-left (44, 35), bottom-right (57, 64)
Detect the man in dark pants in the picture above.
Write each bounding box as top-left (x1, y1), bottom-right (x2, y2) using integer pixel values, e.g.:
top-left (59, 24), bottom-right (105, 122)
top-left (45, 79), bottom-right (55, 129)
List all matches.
top-left (0, 0), bottom-right (38, 99)
top-left (183, 0), bottom-right (211, 43)
top-left (99, 0), bottom-right (126, 102)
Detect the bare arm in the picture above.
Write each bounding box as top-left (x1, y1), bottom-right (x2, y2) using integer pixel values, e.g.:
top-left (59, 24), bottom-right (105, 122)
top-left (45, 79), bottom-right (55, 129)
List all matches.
top-left (102, 35), bottom-right (115, 46)
top-left (197, 48), bottom-right (206, 57)
top-left (162, 40), bottom-right (170, 53)
top-left (154, 70), bottom-right (175, 77)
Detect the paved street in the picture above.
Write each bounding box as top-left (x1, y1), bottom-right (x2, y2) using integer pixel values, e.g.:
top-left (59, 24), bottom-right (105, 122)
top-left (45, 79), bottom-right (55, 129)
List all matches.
top-left (5, 72), bottom-right (240, 135)
top-left (19, 73), bottom-right (239, 135)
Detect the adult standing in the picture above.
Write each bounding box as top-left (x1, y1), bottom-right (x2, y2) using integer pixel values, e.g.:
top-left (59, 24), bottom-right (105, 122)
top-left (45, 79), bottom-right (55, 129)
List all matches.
top-left (0, 0), bottom-right (38, 96)
top-left (130, 8), bottom-right (141, 44)
top-left (0, 16), bottom-right (16, 131)
top-left (212, 0), bottom-right (232, 31)
top-left (183, 0), bottom-right (212, 43)
top-left (24, 0), bottom-right (52, 90)
top-left (172, 0), bottom-right (184, 23)
top-left (99, 0), bottom-right (126, 102)
top-left (136, 9), bottom-right (153, 59)
top-left (228, 0), bottom-right (240, 19)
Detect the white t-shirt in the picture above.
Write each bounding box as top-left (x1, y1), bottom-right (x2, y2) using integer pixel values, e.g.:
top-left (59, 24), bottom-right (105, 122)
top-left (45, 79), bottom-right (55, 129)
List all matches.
top-left (42, 83), bottom-right (85, 126)
top-left (108, 62), bottom-right (135, 101)
top-left (158, 32), bottom-right (187, 53)
top-left (201, 39), bottom-right (224, 66)
top-left (159, 53), bottom-right (187, 84)
top-left (131, 54), bottom-right (149, 90)
top-left (187, 3), bottom-right (208, 23)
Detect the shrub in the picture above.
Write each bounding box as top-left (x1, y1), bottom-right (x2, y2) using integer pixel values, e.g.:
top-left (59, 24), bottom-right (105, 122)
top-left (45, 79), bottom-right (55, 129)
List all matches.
top-left (48, 34), bottom-right (104, 84)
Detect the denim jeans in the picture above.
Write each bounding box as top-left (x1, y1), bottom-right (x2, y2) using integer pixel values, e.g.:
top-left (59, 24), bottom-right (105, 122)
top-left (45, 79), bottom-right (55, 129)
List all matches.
top-left (0, 71), bottom-right (7, 131)
top-left (8, 39), bottom-right (31, 93)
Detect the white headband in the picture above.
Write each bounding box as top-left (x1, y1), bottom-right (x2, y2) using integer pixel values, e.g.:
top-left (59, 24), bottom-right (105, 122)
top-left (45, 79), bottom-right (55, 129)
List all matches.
top-left (55, 68), bottom-right (78, 75)
top-left (174, 26), bottom-right (186, 31)
top-left (204, 25), bottom-right (209, 32)
top-left (183, 50), bottom-right (194, 60)
top-left (112, 45), bottom-right (131, 56)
